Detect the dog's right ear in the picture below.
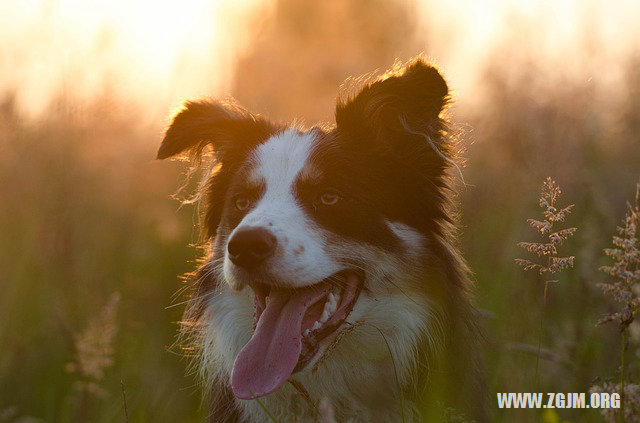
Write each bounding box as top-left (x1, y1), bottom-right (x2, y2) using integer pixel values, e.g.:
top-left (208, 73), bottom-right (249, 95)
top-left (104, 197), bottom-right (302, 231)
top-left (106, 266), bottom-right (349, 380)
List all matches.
top-left (157, 100), bottom-right (276, 163)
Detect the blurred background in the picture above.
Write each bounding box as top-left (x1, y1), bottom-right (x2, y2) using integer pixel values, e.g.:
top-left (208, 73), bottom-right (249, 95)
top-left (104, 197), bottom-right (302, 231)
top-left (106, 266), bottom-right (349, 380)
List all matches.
top-left (1, 0), bottom-right (639, 421)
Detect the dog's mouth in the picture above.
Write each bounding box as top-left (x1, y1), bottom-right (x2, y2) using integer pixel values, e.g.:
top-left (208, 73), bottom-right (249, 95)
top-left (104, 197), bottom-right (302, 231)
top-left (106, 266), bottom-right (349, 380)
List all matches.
top-left (230, 269), bottom-right (364, 400)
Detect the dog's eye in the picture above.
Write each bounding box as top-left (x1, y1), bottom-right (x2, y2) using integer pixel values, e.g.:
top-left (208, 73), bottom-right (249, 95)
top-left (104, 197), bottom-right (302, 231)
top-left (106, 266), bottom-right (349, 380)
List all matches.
top-left (235, 197), bottom-right (251, 211)
top-left (319, 191), bottom-right (341, 206)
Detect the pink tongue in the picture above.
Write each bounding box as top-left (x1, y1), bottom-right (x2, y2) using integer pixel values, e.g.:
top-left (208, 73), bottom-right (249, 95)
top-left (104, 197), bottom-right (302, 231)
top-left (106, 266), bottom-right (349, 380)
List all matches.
top-left (231, 285), bottom-right (329, 399)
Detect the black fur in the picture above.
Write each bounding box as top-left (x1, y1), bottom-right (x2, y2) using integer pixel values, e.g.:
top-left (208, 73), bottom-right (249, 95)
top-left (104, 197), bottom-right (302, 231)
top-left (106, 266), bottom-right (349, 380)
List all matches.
top-left (158, 100), bottom-right (281, 239)
top-left (158, 59), bottom-right (486, 422)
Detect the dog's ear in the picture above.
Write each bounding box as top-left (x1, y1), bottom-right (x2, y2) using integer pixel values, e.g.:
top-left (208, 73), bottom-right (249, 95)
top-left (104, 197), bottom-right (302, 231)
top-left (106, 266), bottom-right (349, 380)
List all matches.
top-left (157, 100), bottom-right (275, 163)
top-left (158, 100), bottom-right (277, 241)
top-left (335, 59), bottom-right (452, 158)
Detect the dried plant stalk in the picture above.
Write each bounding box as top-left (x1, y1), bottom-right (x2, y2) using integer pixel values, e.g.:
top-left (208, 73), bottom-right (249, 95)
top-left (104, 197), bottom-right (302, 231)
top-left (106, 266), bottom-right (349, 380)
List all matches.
top-left (597, 182), bottom-right (640, 331)
top-left (516, 177), bottom-right (577, 275)
top-left (66, 292), bottom-right (120, 421)
top-left (596, 182), bottom-right (640, 422)
top-left (515, 177), bottom-right (577, 387)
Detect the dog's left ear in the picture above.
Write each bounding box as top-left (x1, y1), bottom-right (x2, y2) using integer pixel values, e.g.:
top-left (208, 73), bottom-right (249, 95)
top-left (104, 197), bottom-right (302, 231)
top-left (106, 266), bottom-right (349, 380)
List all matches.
top-left (335, 59), bottom-right (450, 157)
top-left (157, 99), bottom-right (275, 163)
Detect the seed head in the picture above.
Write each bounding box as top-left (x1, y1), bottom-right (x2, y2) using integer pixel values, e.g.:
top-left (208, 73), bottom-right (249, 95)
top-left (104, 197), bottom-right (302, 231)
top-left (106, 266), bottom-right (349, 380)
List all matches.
top-left (597, 182), bottom-right (640, 332)
top-left (516, 178), bottom-right (577, 275)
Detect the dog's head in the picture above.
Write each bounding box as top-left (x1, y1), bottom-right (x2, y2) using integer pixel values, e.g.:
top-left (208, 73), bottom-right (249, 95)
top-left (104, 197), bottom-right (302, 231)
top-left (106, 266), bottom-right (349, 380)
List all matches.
top-left (158, 59), bottom-right (460, 402)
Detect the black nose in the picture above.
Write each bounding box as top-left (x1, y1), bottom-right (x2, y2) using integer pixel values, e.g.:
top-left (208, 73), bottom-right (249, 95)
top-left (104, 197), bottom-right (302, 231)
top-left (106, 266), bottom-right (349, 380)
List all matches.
top-left (227, 227), bottom-right (277, 269)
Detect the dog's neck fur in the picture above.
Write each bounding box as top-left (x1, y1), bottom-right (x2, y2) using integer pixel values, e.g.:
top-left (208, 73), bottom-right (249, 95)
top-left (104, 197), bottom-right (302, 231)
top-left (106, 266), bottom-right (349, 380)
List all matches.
top-left (202, 281), bottom-right (425, 422)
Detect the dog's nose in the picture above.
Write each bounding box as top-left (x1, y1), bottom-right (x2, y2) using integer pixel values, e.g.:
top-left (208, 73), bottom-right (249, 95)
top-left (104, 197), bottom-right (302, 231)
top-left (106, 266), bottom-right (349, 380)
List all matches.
top-left (227, 227), bottom-right (277, 269)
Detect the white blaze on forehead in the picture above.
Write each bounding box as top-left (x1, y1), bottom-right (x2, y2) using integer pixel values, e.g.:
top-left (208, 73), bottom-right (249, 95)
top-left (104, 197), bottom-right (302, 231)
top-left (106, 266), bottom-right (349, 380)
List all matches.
top-left (225, 128), bottom-right (341, 286)
top-left (249, 129), bottom-right (315, 192)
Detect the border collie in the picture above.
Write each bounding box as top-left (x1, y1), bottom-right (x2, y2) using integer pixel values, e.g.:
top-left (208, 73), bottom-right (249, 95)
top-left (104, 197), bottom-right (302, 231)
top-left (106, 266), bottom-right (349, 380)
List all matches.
top-left (157, 59), bottom-right (485, 422)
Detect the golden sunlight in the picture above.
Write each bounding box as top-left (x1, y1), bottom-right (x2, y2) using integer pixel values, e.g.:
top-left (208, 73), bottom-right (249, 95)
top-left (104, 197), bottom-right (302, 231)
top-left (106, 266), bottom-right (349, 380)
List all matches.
top-left (3, 1), bottom-right (640, 421)
top-left (0, 0), bottom-right (266, 117)
top-left (416, 0), bottom-right (640, 105)
top-left (2, 0), bottom-right (639, 119)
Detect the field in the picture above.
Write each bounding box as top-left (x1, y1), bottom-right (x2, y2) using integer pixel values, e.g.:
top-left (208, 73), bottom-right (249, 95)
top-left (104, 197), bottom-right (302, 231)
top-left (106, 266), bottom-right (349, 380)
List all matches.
top-left (1, 1), bottom-right (640, 421)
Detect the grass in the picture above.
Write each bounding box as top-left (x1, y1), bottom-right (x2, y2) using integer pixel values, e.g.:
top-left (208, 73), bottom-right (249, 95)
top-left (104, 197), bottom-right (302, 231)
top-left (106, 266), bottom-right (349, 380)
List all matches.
top-left (370, 323), bottom-right (406, 423)
top-left (0, 100), bottom-right (208, 422)
top-left (595, 182), bottom-right (640, 422)
top-left (515, 178), bottom-right (577, 388)
top-left (1, 38), bottom-right (640, 423)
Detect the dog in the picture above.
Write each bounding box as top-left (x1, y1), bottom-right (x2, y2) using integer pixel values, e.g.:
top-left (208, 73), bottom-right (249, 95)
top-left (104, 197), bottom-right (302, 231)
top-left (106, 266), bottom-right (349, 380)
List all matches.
top-left (157, 58), bottom-right (485, 422)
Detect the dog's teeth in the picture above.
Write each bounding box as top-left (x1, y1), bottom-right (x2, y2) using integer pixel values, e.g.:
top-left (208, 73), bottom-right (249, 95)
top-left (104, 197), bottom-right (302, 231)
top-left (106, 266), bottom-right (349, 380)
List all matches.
top-left (308, 291), bottom-right (342, 334)
top-left (318, 293), bottom-right (337, 325)
top-left (327, 295), bottom-right (337, 313)
top-left (327, 293), bottom-right (337, 310)
top-left (303, 328), bottom-right (310, 337)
